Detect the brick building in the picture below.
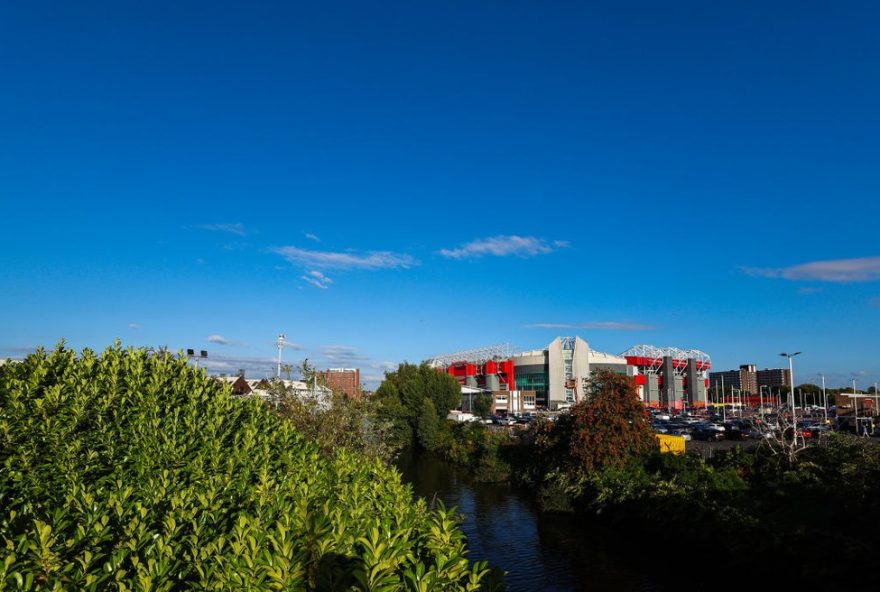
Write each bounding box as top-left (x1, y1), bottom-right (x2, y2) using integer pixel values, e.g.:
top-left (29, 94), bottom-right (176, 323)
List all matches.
top-left (318, 368), bottom-right (361, 399)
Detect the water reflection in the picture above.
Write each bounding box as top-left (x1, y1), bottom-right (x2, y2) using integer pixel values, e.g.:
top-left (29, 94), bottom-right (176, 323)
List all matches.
top-left (395, 452), bottom-right (656, 592)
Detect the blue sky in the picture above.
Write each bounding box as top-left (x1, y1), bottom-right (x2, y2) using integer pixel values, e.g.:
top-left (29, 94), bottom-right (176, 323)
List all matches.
top-left (1, 1), bottom-right (879, 388)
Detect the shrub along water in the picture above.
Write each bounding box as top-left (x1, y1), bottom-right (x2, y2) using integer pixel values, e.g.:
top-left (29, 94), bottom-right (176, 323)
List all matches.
top-left (0, 343), bottom-right (491, 591)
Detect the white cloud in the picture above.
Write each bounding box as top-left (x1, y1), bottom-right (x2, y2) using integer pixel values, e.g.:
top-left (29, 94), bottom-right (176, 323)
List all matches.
top-left (207, 334), bottom-right (246, 347)
top-left (199, 223), bottom-right (247, 236)
top-left (301, 270), bottom-right (333, 289)
top-left (438, 235), bottom-right (563, 259)
top-left (304, 233), bottom-right (320, 242)
top-left (741, 256), bottom-right (880, 283)
top-left (321, 345), bottom-right (369, 364)
top-left (128, 323), bottom-right (140, 330)
top-left (272, 246), bottom-right (417, 270)
top-left (526, 321), bottom-right (656, 331)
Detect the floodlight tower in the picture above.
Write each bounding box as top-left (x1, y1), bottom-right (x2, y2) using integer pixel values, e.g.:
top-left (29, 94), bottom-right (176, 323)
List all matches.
top-left (187, 349), bottom-right (208, 369)
top-left (276, 334), bottom-right (286, 379)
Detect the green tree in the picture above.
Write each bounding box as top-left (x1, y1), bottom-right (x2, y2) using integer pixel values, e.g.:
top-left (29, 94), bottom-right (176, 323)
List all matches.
top-left (375, 362), bottom-right (462, 448)
top-left (472, 393), bottom-right (493, 418)
top-left (417, 398), bottom-right (440, 451)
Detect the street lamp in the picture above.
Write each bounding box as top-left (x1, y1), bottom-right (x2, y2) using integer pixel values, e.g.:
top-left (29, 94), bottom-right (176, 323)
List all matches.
top-left (779, 352), bottom-right (801, 434)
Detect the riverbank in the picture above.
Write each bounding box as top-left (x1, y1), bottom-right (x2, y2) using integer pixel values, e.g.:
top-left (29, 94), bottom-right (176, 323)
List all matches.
top-left (428, 419), bottom-right (880, 591)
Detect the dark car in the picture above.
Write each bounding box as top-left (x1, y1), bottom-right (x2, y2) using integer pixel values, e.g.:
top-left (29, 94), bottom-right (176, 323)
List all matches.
top-left (721, 422), bottom-right (748, 440)
top-left (692, 425), bottom-right (724, 441)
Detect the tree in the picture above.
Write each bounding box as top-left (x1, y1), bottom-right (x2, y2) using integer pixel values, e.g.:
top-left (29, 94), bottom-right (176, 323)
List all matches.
top-left (417, 398), bottom-right (440, 451)
top-left (563, 370), bottom-right (657, 472)
top-left (375, 362), bottom-right (462, 448)
top-left (472, 393), bottom-right (493, 418)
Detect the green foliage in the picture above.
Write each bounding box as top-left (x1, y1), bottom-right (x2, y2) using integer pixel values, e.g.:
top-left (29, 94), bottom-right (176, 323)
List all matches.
top-left (0, 343), bottom-right (490, 590)
top-left (416, 399), bottom-right (439, 452)
top-left (437, 423), bottom-right (512, 483)
top-left (375, 364), bottom-right (461, 450)
top-left (471, 395), bottom-right (492, 419)
top-left (275, 386), bottom-right (395, 464)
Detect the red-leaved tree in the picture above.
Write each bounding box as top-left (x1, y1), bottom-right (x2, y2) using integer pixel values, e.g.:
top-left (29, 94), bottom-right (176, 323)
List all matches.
top-left (564, 370), bottom-right (658, 472)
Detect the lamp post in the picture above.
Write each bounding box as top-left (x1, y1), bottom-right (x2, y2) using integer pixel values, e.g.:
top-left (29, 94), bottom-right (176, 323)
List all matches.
top-left (276, 334), bottom-right (286, 379)
top-left (852, 379), bottom-right (859, 434)
top-left (779, 352), bottom-right (801, 437)
top-left (871, 382), bottom-right (877, 423)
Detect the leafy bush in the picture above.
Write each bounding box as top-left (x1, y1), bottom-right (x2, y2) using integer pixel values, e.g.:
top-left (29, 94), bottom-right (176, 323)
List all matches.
top-left (0, 343), bottom-right (489, 590)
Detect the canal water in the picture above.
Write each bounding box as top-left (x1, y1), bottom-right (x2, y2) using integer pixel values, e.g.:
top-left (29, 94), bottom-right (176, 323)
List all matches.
top-left (395, 453), bottom-right (657, 592)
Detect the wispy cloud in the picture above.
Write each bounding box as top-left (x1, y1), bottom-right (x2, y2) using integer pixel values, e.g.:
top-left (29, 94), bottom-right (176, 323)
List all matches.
top-left (263, 339), bottom-right (305, 350)
top-left (526, 321), bottom-right (656, 331)
top-left (439, 235), bottom-right (564, 259)
top-left (741, 256), bottom-right (880, 283)
top-left (370, 361), bottom-right (398, 372)
top-left (207, 334), bottom-right (246, 347)
top-left (128, 323), bottom-right (140, 330)
top-left (320, 345), bottom-right (370, 364)
top-left (304, 233), bottom-right (320, 242)
top-left (199, 223), bottom-right (247, 236)
top-left (301, 270), bottom-right (333, 289)
top-left (272, 246), bottom-right (417, 270)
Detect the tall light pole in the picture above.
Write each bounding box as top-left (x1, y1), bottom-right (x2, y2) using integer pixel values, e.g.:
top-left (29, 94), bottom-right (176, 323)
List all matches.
top-left (819, 374), bottom-right (827, 424)
top-left (276, 334), bottom-right (286, 379)
top-left (852, 378), bottom-right (858, 434)
top-left (874, 382), bottom-right (878, 425)
top-left (780, 352), bottom-right (801, 435)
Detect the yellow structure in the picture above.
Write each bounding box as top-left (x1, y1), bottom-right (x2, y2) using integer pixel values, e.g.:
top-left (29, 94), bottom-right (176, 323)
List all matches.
top-left (655, 434), bottom-right (686, 454)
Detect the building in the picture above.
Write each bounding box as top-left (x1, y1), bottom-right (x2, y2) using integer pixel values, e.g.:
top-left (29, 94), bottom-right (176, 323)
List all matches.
top-left (622, 345), bottom-right (711, 409)
top-left (425, 344), bottom-right (529, 413)
top-left (318, 368), bottom-right (361, 399)
top-left (428, 338), bottom-right (711, 412)
top-left (708, 364), bottom-right (758, 394)
top-left (512, 337), bottom-right (633, 409)
top-left (756, 367), bottom-right (791, 388)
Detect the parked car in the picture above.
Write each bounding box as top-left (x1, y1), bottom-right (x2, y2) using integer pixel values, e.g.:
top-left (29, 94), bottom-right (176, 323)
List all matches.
top-left (692, 426), bottom-right (724, 441)
top-left (667, 428), bottom-right (692, 441)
